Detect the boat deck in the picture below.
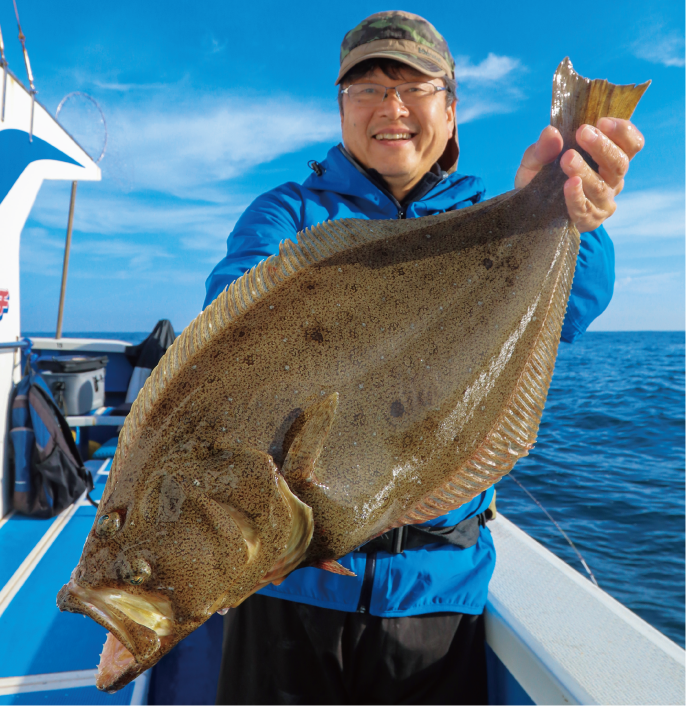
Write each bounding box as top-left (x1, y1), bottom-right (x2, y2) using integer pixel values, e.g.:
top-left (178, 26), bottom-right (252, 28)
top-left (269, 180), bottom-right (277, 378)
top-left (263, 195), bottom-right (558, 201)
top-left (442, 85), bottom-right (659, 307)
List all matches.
top-left (0, 460), bottom-right (149, 705)
top-left (1, 451), bottom-right (683, 705)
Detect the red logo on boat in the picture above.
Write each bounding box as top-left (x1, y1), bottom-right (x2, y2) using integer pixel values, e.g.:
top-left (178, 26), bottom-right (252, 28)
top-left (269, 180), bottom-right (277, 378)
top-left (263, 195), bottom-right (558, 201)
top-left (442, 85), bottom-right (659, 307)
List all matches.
top-left (0, 290), bottom-right (9, 321)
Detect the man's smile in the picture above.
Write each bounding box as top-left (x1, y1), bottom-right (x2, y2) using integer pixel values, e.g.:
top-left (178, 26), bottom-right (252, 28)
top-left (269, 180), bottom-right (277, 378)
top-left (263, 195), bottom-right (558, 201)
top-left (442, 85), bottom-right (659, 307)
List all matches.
top-left (374, 132), bottom-right (416, 141)
top-left (371, 129), bottom-right (417, 143)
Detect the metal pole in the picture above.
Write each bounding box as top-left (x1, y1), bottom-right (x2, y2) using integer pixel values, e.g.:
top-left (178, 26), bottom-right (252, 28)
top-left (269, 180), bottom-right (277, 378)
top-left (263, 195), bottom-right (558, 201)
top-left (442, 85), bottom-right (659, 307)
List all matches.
top-left (56, 181), bottom-right (78, 339)
top-left (0, 23), bottom-right (7, 121)
top-left (13, 0), bottom-right (36, 139)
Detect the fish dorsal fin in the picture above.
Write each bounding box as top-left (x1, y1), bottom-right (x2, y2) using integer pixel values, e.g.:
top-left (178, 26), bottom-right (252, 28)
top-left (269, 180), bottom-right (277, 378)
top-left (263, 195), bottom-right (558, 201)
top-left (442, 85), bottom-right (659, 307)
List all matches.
top-left (552, 57), bottom-right (650, 162)
top-left (111, 216), bottom-right (428, 473)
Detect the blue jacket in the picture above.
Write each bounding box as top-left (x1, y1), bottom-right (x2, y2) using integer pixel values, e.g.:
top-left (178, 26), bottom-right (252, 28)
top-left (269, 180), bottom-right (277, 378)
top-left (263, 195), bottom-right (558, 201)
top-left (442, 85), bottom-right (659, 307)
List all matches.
top-left (205, 144), bottom-right (615, 617)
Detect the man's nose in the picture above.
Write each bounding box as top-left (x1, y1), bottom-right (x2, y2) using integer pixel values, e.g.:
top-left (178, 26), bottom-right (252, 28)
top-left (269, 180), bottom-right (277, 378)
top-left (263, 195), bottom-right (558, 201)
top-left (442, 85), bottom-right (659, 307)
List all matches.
top-left (377, 89), bottom-right (409, 118)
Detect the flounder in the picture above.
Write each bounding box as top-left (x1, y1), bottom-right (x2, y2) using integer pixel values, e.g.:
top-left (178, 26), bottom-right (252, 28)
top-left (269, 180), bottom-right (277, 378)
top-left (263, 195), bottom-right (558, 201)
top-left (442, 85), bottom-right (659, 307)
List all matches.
top-left (57, 59), bottom-right (648, 692)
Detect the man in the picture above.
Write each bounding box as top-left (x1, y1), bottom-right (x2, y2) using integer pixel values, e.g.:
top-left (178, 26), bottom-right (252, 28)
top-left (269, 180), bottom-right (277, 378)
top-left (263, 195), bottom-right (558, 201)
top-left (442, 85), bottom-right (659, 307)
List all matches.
top-left (205, 11), bottom-right (644, 704)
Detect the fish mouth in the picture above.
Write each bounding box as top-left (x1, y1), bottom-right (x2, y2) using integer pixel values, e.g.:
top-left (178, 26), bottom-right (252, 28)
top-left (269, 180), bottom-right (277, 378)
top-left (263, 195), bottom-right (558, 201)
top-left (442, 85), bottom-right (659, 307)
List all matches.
top-left (56, 579), bottom-right (175, 692)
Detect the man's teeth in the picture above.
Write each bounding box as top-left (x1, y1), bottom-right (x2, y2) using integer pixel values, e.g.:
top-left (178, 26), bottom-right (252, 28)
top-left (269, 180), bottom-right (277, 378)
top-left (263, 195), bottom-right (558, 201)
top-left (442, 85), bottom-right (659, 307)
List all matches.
top-left (374, 133), bottom-right (412, 140)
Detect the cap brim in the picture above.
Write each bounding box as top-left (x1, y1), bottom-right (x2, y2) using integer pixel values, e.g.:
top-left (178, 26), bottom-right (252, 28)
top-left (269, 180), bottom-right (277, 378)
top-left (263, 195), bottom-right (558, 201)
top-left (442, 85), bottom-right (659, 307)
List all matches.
top-left (336, 50), bottom-right (448, 85)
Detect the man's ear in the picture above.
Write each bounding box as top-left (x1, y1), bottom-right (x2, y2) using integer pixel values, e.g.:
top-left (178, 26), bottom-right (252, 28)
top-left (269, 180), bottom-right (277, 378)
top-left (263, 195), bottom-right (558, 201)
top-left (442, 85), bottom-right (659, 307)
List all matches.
top-left (447, 98), bottom-right (457, 131)
top-left (438, 100), bottom-right (459, 174)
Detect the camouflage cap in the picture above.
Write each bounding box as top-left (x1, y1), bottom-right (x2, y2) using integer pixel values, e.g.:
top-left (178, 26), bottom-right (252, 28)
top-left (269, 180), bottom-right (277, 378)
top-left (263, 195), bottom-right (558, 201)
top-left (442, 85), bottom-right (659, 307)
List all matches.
top-left (336, 11), bottom-right (455, 85)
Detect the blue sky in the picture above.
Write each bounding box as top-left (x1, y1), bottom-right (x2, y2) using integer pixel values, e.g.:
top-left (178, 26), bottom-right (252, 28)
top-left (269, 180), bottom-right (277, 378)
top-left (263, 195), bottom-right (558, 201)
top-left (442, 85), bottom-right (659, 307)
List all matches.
top-left (3, 0), bottom-right (683, 334)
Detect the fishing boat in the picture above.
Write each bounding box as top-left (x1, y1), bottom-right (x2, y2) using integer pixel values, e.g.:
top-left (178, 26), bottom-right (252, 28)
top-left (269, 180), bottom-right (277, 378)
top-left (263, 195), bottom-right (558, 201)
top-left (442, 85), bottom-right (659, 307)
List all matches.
top-left (0, 28), bottom-right (683, 706)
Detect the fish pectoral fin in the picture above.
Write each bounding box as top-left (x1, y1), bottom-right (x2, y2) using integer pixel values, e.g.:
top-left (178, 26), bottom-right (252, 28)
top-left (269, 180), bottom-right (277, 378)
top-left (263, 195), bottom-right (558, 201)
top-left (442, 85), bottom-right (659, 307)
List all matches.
top-left (214, 501), bottom-right (261, 563)
top-left (256, 474), bottom-right (314, 589)
top-left (311, 559), bottom-right (356, 577)
top-left (281, 392), bottom-right (338, 486)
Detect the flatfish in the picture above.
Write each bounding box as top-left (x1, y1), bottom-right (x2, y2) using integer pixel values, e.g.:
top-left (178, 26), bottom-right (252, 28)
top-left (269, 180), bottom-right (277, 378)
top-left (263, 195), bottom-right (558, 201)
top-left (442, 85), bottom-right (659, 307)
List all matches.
top-left (57, 58), bottom-right (648, 692)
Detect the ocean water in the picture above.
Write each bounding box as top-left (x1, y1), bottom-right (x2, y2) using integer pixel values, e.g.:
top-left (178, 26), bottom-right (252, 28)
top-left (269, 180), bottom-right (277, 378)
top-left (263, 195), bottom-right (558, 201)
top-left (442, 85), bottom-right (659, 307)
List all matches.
top-left (497, 331), bottom-right (685, 648)
top-left (27, 330), bottom-right (685, 646)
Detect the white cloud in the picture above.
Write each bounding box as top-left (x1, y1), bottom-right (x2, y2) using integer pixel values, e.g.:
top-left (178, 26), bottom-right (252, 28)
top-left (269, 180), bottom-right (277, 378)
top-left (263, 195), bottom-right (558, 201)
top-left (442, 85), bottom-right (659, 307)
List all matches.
top-left (456, 99), bottom-right (519, 125)
top-left (607, 189), bottom-right (685, 239)
top-left (454, 53), bottom-right (521, 82)
top-left (19, 227), bottom-right (67, 276)
top-left (27, 83), bottom-right (346, 278)
top-left (92, 80), bottom-right (171, 92)
top-left (205, 34), bottom-right (227, 55)
top-left (614, 270), bottom-right (682, 294)
top-left (633, 26), bottom-right (685, 68)
top-left (99, 91), bottom-right (340, 200)
top-left (451, 54), bottom-right (525, 125)
top-left (32, 185), bottom-right (248, 240)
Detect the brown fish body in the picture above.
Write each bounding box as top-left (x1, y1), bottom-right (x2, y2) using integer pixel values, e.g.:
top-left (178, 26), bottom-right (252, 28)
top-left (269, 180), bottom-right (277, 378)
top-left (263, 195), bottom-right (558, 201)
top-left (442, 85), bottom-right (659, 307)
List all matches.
top-left (56, 59), bottom-right (649, 692)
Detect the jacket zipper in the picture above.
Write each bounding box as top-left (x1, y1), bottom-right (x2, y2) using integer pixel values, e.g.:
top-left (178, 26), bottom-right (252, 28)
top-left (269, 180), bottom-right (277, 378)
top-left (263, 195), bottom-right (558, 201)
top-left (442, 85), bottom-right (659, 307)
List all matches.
top-left (337, 145), bottom-right (405, 217)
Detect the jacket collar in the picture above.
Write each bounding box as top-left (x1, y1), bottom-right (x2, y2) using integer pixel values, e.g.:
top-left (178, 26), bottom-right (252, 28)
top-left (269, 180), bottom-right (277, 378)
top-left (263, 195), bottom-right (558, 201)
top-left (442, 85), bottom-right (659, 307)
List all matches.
top-left (337, 145), bottom-right (444, 209)
top-left (303, 144), bottom-right (479, 210)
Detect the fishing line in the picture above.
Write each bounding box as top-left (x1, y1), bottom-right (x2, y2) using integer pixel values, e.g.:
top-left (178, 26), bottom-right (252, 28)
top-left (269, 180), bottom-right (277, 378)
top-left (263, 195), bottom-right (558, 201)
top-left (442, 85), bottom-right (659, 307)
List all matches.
top-left (507, 472), bottom-right (599, 587)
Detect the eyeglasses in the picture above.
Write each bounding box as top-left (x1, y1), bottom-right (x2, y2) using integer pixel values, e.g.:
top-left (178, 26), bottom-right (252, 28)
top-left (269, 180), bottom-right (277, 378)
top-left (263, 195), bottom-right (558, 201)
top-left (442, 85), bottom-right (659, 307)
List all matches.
top-left (340, 81), bottom-right (448, 106)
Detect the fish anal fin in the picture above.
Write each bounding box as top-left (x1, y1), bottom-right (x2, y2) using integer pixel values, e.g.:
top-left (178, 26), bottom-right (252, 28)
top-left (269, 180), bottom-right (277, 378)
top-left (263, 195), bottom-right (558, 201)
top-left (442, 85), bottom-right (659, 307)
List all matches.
top-left (311, 559), bottom-right (356, 577)
top-left (281, 392), bottom-right (338, 487)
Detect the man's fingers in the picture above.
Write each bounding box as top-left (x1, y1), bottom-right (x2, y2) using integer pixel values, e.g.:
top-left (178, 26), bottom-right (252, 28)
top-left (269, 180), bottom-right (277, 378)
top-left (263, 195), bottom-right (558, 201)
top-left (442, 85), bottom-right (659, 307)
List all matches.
top-left (596, 118), bottom-right (645, 160)
top-left (560, 152), bottom-right (617, 231)
top-left (535, 125), bottom-right (564, 164)
top-left (514, 126), bottom-right (563, 189)
top-left (514, 143), bottom-right (540, 189)
top-left (576, 124), bottom-right (629, 189)
top-left (563, 175), bottom-right (616, 231)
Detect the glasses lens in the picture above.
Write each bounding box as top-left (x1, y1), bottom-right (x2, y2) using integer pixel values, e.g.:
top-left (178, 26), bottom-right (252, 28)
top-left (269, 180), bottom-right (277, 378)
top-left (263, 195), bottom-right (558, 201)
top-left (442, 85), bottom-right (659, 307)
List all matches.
top-left (397, 83), bottom-right (437, 104)
top-left (346, 82), bottom-right (439, 105)
top-left (348, 84), bottom-right (387, 104)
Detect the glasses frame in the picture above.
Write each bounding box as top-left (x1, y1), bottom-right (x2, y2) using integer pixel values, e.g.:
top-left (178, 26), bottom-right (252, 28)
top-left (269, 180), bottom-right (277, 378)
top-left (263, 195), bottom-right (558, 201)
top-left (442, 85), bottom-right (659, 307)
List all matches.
top-left (340, 81), bottom-right (448, 106)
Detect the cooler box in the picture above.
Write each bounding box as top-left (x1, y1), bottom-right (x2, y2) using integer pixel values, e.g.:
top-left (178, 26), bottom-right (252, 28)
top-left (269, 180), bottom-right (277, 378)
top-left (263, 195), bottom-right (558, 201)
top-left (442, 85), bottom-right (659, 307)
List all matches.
top-left (37, 355), bottom-right (108, 415)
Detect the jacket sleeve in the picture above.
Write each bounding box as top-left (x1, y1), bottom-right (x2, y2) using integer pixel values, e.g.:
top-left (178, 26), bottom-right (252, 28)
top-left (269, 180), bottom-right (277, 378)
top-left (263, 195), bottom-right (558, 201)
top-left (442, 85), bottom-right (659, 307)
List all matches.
top-left (203, 184), bottom-right (303, 309)
top-left (560, 225), bottom-right (615, 343)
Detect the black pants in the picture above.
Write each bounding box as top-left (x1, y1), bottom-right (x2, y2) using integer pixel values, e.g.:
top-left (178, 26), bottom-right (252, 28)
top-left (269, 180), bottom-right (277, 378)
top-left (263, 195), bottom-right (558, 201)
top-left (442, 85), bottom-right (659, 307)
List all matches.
top-left (216, 594), bottom-right (488, 705)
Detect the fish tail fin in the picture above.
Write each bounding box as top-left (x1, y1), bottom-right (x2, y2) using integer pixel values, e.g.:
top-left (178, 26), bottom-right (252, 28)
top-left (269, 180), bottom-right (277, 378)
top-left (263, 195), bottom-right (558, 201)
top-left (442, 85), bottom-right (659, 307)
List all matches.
top-left (552, 57), bottom-right (650, 167)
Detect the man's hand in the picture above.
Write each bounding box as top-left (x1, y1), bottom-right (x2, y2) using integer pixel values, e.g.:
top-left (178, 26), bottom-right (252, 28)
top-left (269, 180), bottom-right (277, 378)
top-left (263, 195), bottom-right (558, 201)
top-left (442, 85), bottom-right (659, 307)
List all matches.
top-left (514, 119), bottom-right (645, 232)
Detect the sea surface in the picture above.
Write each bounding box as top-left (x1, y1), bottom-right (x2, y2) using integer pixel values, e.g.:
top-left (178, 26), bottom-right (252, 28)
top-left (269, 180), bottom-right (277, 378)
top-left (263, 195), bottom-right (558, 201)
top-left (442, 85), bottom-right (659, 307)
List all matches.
top-left (27, 330), bottom-right (686, 646)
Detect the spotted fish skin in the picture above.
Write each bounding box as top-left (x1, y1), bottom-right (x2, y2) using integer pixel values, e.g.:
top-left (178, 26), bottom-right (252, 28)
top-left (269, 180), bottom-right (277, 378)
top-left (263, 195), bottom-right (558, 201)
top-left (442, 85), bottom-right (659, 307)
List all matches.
top-left (56, 59), bottom-right (649, 693)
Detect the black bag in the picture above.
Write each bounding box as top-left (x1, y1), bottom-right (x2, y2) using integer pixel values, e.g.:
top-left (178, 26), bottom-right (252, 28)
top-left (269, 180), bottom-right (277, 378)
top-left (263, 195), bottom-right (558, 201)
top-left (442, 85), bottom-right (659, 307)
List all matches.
top-left (10, 366), bottom-right (94, 518)
top-left (120, 319), bottom-right (176, 412)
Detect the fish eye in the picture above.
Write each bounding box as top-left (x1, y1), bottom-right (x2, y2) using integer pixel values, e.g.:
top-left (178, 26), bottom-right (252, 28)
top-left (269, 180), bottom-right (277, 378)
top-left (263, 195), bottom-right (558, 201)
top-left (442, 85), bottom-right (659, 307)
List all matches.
top-left (126, 558), bottom-right (152, 586)
top-left (96, 511), bottom-right (122, 537)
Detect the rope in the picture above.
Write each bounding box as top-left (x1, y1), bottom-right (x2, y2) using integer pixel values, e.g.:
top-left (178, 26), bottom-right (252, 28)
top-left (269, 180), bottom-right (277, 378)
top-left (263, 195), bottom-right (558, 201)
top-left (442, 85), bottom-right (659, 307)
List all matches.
top-left (508, 472), bottom-right (599, 587)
